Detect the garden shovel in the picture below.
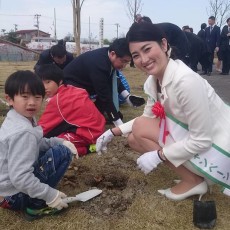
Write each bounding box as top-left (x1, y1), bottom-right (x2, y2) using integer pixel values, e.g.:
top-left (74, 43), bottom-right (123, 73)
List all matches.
top-left (63, 188), bottom-right (102, 204)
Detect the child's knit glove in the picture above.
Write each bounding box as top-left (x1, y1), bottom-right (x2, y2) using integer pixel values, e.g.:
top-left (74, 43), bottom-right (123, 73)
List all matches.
top-left (63, 140), bottom-right (79, 158)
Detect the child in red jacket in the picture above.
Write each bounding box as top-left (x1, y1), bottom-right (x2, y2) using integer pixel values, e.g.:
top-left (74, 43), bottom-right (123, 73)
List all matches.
top-left (38, 64), bottom-right (106, 156)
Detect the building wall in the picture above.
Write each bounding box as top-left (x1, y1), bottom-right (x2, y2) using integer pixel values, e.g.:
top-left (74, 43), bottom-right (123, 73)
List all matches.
top-left (17, 31), bottom-right (50, 42)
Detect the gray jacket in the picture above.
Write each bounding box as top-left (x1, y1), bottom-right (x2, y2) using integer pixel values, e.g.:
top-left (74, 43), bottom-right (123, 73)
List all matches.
top-left (0, 109), bottom-right (63, 203)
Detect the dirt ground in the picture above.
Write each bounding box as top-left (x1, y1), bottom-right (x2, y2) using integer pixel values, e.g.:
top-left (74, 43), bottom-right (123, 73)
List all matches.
top-left (59, 137), bottom-right (145, 218)
top-left (0, 62), bottom-right (230, 230)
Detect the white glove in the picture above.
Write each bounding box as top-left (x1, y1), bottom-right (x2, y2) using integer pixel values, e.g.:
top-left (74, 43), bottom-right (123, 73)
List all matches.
top-left (63, 140), bottom-right (79, 158)
top-left (47, 191), bottom-right (68, 210)
top-left (97, 146), bottom-right (108, 155)
top-left (137, 151), bottom-right (163, 175)
top-left (113, 118), bottom-right (123, 127)
top-left (96, 129), bottom-right (114, 152)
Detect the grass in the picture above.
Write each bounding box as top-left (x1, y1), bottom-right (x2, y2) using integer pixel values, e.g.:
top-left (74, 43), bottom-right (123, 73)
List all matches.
top-left (0, 61), bottom-right (230, 230)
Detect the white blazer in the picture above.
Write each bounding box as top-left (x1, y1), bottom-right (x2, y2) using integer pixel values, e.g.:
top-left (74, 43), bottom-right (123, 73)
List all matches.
top-left (143, 59), bottom-right (230, 167)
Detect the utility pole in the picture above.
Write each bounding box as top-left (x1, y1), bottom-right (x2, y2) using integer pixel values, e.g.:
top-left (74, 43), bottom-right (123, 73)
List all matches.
top-left (34, 14), bottom-right (41, 40)
top-left (13, 24), bottom-right (18, 32)
top-left (54, 8), bottom-right (57, 42)
top-left (89, 16), bottom-right (91, 50)
top-left (99, 18), bottom-right (104, 48)
top-left (115, 23), bottom-right (120, 38)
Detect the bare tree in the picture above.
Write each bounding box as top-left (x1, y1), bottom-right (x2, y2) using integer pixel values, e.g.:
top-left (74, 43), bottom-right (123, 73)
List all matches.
top-left (72, 0), bottom-right (85, 55)
top-left (126, 0), bottom-right (143, 23)
top-left (207, 0), bottom-right (230, 27)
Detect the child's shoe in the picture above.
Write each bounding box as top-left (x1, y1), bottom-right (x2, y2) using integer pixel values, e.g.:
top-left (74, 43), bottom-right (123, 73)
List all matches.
top-left (24, 206), bottom-right (65, 221)
top-left (88, 144), bottom-right (96, 153)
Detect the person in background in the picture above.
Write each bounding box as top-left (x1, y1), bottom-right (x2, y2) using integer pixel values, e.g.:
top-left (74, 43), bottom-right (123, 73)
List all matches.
top-left (202, 16), bottom-right (221, 76)
top-left (117, 70), bottom-right (131, 105)
top-left (184, 31), bottom-right (209, 72)
top-left (182, 26), bottom-right (194, 33)
top-left (63, 38), bottom-right (145, 127)
top-left (215, 53), bottom-right (222, 73)
top-left (38, 64), bottom-right (106, 156)
top-left (137, 16), bottom-right (190, 65)
top-left (197, 23), bottom-right (208, 72)
top-left (0, 70), bottom-right (77, 221)
top-left (219, 17), bottom-right (230, 75)
top-left (96, 22), bottom-right (230, 201)
top-left (135, 14), bottom-right (143, 23)
top-left (34, 44), bottom-right (74, 74)
top-left (197, 23), bottom-right (207, 41)
top-left (182, 25), bottom-right (191, 32)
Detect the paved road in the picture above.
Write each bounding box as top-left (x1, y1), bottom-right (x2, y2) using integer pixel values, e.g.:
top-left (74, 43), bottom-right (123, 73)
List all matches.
top-left (201, 71), bottom-right (230, 104)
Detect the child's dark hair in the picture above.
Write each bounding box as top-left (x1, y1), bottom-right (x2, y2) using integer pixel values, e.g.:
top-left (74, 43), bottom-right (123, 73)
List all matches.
top-left (37, 64), bottom-right (64, 85)
top-left (5, 70), bottom-right (45, 99)
top-left (108, 38), bottom-right (131, 58)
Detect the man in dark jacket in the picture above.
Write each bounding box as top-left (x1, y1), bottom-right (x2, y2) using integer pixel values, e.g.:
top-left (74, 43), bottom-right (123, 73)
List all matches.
top-left (197, 23), bottom-right (208, 72)
top-left (63, 38), bottom-right (145, 127)
top-left (184, 31), bottom-right (209, 72)
top-left (156, 22), bottom-right (190, 64)
top-left (220, 17), bottom-right (230, 75)
top-left (202, 16), bottom-right (221, 75)
top-left (197, 23), bottom-right (207, 41)
top-left (34, 44), bottom-right (74, 73)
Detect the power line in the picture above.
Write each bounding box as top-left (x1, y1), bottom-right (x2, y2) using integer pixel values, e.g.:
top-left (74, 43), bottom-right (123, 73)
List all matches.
top-left (0, 13), bottom-right (125, 26)
top-left (0, 13), bottom-right (34, 16)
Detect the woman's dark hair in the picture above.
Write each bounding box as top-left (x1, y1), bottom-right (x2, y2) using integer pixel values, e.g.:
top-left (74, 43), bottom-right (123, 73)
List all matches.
top-left (5, 70), bottom-right (45, 99)
top-left (126, 22), bottom-right (166, 44)
top-left (37, 64), bottom-right (64, 85)
top-left (126, 22), bottom-right (173, 60)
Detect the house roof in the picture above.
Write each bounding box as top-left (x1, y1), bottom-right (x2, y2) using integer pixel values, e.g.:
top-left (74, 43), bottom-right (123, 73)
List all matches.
top-left (16, 30), bottom-right (50, 35)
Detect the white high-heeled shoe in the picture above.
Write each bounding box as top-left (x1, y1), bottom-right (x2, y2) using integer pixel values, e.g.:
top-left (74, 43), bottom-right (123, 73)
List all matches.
top-left (173, 179), bottom-right (213, 194)
top-left (223, 188), bottom-right (230, 196)
top-left (158, 181), bottom-right (208, 201)
top-left (173, 179), bottom-right (181, 184)
top-left (173, 179), bottom-right (214, 194)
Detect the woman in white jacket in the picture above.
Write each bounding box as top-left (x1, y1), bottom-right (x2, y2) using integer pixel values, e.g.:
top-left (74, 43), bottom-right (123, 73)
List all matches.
top-left (96, 22), bottom-right (230, 201)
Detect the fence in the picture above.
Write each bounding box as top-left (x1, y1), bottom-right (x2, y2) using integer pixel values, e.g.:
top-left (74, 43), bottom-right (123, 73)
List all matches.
top-left (0, 44), bottom-right (37, 61)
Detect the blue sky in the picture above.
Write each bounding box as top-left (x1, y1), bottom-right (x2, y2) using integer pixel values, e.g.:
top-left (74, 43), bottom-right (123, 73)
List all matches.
top-left (0, 0), bottom-right (213, 40)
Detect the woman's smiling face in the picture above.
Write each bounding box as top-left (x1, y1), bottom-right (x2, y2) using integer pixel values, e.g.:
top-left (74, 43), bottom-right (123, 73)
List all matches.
top-left (129, 39), bottom-right (169, 78)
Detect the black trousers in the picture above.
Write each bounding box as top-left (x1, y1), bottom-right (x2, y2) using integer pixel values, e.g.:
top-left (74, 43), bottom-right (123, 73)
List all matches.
top-left (206, 51), bottom-right (214, 72)
top-left (221, 47), bottom-right (230, 74)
